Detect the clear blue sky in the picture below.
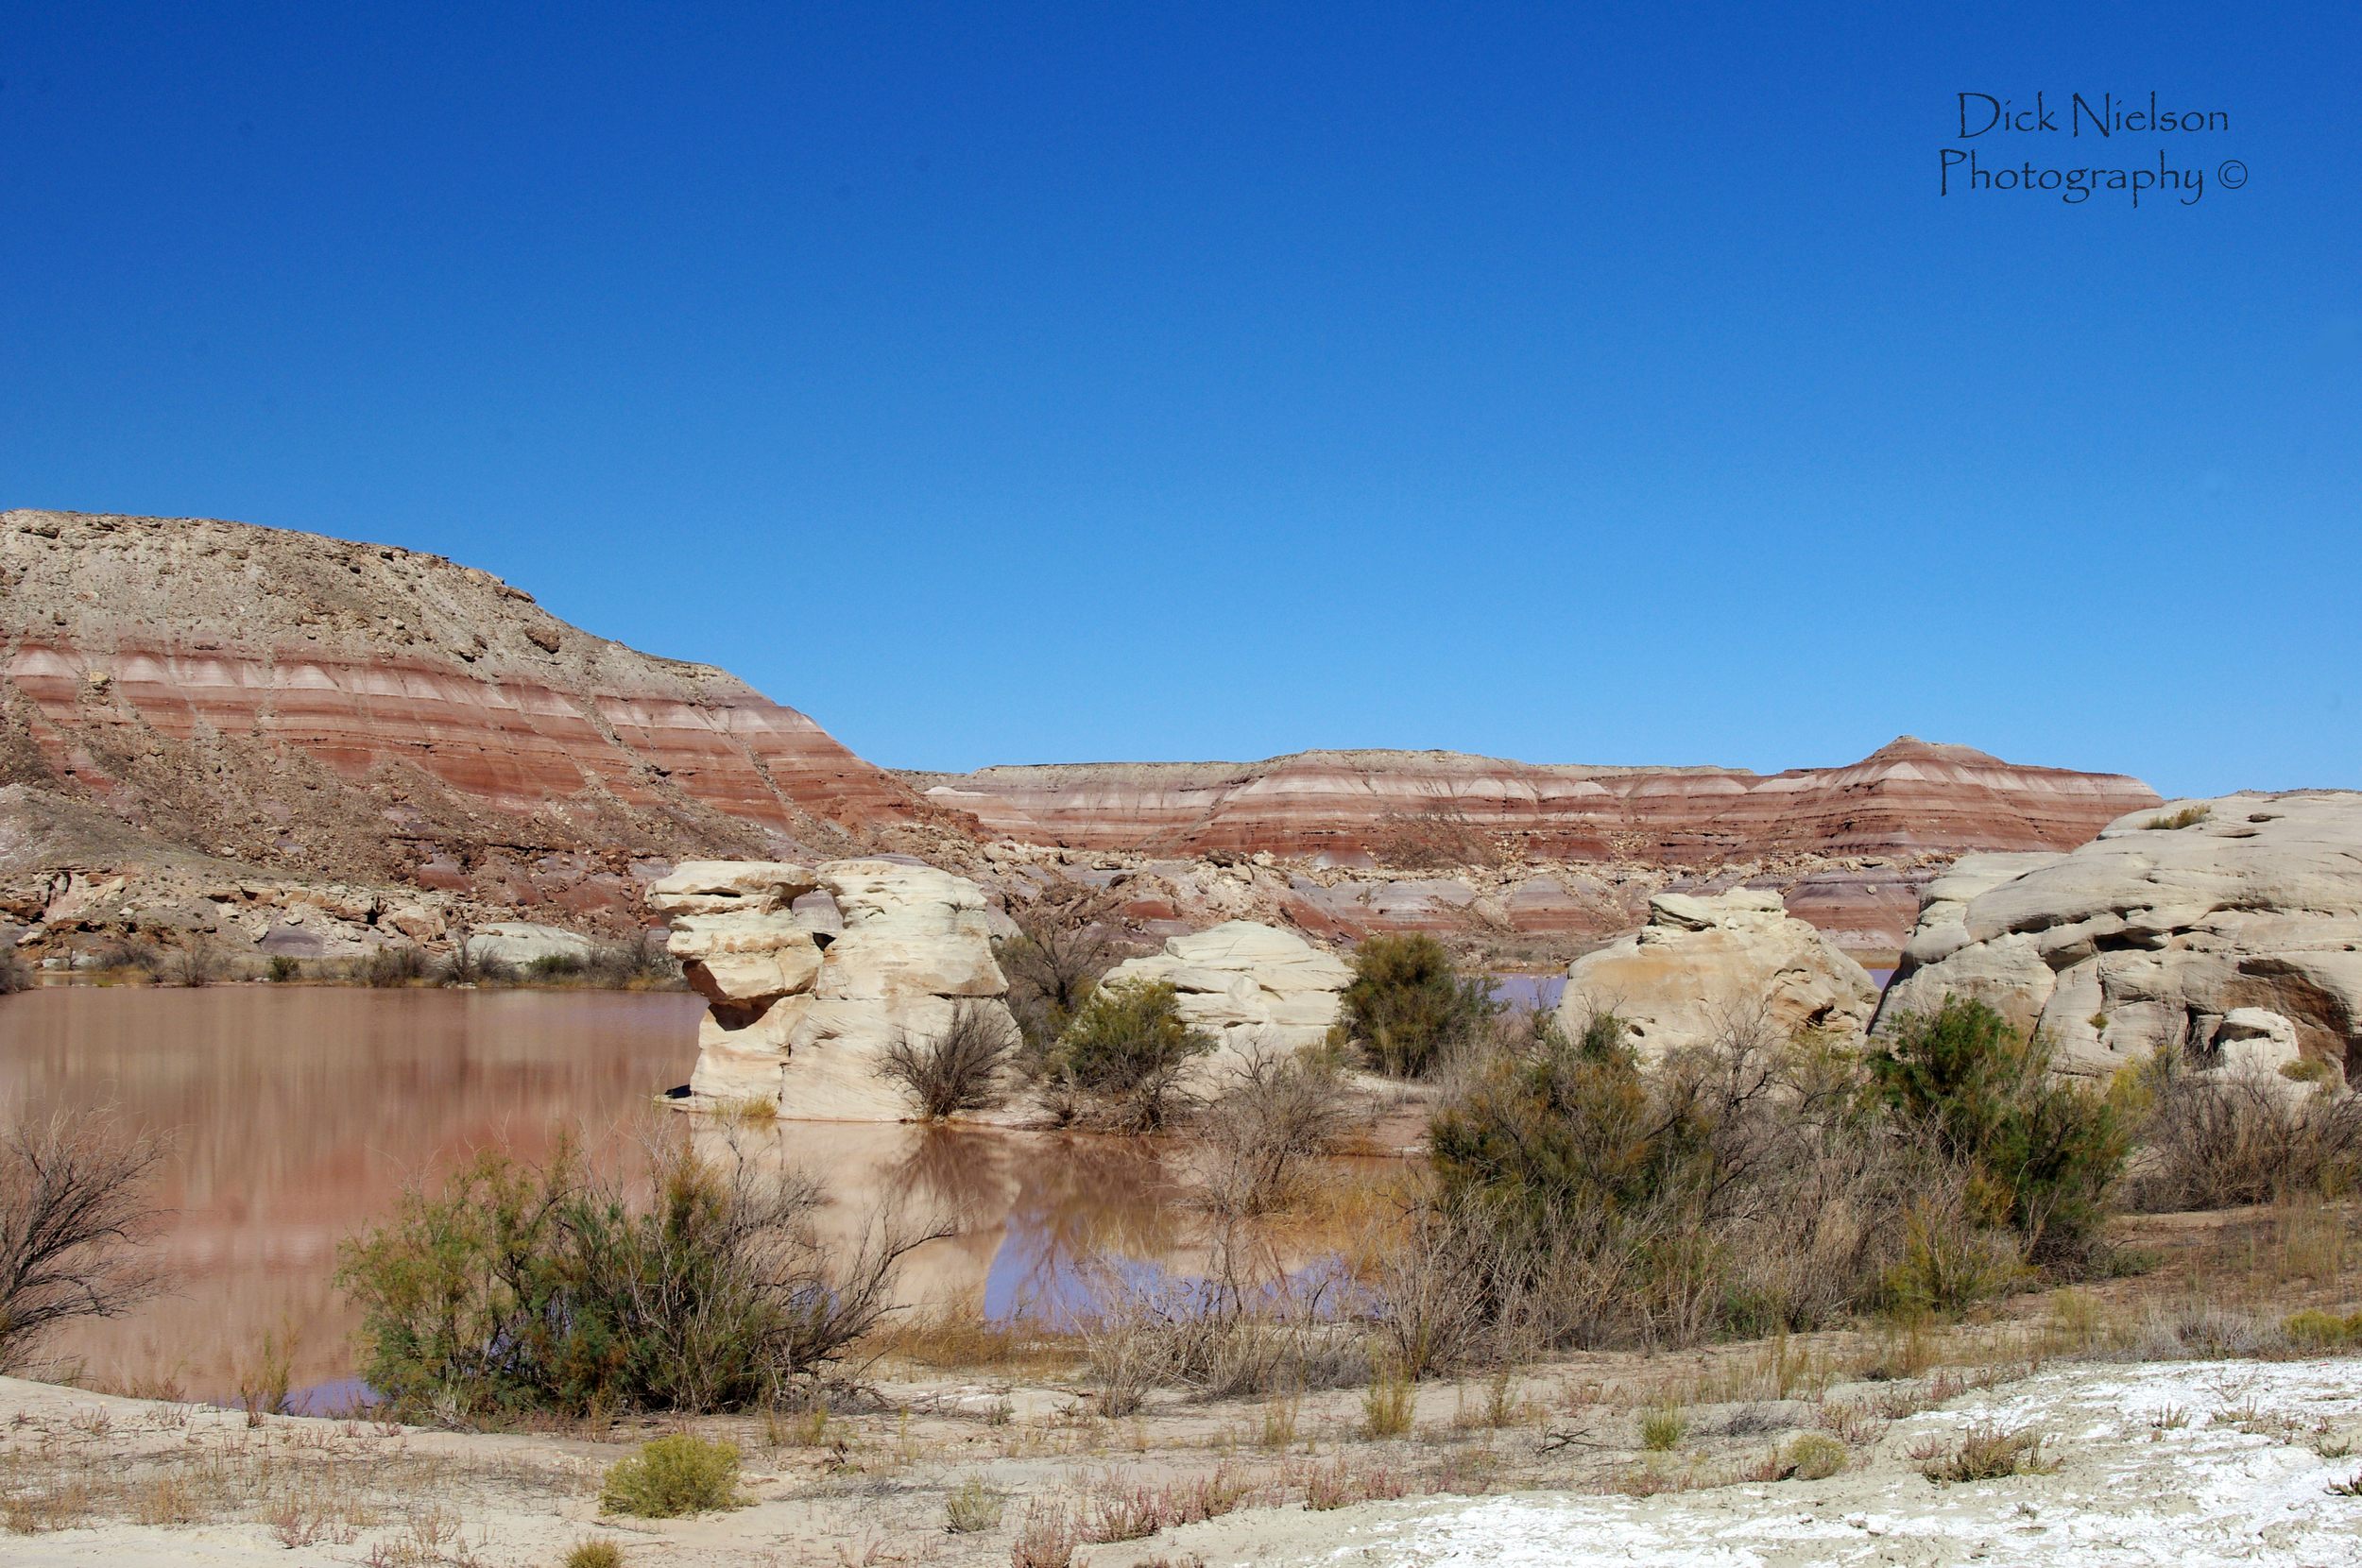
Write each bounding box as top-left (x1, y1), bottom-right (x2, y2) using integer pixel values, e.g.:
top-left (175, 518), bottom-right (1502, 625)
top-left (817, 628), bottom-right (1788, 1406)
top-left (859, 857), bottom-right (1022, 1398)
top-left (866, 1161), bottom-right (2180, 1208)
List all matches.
top-left (5, 4), bottom-right (2354, 797)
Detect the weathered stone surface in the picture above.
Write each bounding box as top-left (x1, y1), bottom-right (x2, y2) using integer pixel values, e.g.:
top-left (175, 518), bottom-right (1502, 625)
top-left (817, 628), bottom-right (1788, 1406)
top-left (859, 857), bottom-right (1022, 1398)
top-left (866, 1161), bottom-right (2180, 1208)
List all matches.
top-left (1555, 887), bottom-right (1878, 1063)
top-left (666, 911), bottom-right (816, 960)
top-left (813, 859), bottom-right (1004, 1001)
top-left (1874, 793), bottom-right (2362, 1082)
top-left (659, 858), bottom-right (1015, 1119)
top-left (1099, 919), bottom-right (1351, 1060)
top-left (682, 941), bottom-right (823, 1010)
top-left (464, 921), bottom-right (591, 967)
top-left (646, 861), bottom-right (821, 917)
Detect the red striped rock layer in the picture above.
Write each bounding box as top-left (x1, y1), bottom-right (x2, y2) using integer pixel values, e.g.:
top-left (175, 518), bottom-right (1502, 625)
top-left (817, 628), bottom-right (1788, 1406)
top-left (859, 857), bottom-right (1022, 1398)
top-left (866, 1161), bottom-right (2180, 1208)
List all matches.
top-left (0, 511), bottom-right (954, 923)
top-left (911, 738), bottom-right (2158, 869)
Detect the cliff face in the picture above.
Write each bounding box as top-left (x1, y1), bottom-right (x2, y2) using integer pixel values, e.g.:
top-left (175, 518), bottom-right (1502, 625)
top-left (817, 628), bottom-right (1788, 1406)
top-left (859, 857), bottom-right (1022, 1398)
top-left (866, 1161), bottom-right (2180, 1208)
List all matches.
top-left (909, 738), bottom-right (2159, 865)
top-left (910, 739), bottom-right (2162, 953)
top-left (0, 510), bottom-right (959, 925)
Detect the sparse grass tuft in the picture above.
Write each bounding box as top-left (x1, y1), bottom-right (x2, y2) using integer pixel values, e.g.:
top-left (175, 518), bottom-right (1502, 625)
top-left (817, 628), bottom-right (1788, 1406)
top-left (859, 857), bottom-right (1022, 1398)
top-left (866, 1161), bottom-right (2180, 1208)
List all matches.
top-left (563, 1542), bottom-right (626, 1568)
top-left (1786, 1432), bottom-right (1846, 1479)
top-left (598, 1433), bottom-right (745, 1517)
top-left (945, 1474), bottom-right (1005, 1533)
top-left (1362, 1354), bottom-right (1414, 1438)
top-left (1917, 1424), bottom-right (2050, 1483)
top-left (1638, 1405), bottom-right (1687, 1452)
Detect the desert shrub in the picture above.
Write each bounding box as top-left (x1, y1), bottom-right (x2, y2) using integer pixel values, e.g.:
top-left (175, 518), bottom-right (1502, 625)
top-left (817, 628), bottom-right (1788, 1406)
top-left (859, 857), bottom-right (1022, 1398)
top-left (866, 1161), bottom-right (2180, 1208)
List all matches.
top-left (0, 1103), bottom-right (169, 1372)
top-left (1787, 1431), bottom-right (1846, 1479)
top-left (86, 936), bottom-right (163, 976)
top-left (1918, 1424), bottom-right (2049, 1483)
top-left (526, 951), bottom-right (587, 980)
top-left (584, 937), bottom-right (683, 989)
top-left (598, 1433), bottom-right (744, 1516)
top-left (2131, 1049), bottom-right (2362, 1210)
top-left (1867, 997), bottom-right (2131, 1265)
top-left (159, 943), bottom-right (223, 988)
top-left (999, 902), bottom-right (1131, 1062)
top-left (265, 954), bottom-right (301, 983)
top-left (1075, 1251), bottom-right (1369, 1406)
top-left (1391, 1007), bottom-right (1993, 1358)
top-left (361, 944), bottom-right (429, 988)
top-left (1051, 980), bottom-right (1214, 1133)
top-left (1339, 934), bottom-right (1501, 1079)
top-left (2147, 804), bottom-right (2212, 830)
top-left (2283, 1309), bottom-right (2356, 1350)
top-left (438, 928), bottom-right (518, 985)
top-left (337, 1127), bottom-right (942, 1416)
top-left (877, 1000), bottom-right (1017, 1119)
top-left (0, 950), bottom-right (30, 995)
top-left (1195, 1044), bottom-right (1356, 1217)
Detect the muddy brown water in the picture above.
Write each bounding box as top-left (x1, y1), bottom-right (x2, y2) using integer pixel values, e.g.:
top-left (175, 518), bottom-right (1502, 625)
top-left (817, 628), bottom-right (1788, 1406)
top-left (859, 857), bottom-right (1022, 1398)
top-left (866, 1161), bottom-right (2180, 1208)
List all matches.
top-left (0, 987), bottom-right (1203, 1407)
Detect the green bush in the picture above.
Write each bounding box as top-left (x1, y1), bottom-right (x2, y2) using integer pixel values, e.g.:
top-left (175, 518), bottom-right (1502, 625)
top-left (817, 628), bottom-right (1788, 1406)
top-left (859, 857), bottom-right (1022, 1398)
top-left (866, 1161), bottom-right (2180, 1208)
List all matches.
top-left (1430, 1011), bottom-right (1702, 1229)
top-left (1866, 997), bottom-right (2131, 1265)
top-left (336, 1132), bottom-right (926, 1417)
top-left (265, 954), bottom-right (301, 983)
top-left (1339, 934), bottom-right (1501, 1078)
top-left (1050, 980), bottom-right (1213, 1133)
top-left (1787, 1432), bottom-right (1845, 1479)
top-left (598, 1433), bottom-right (744, 1517)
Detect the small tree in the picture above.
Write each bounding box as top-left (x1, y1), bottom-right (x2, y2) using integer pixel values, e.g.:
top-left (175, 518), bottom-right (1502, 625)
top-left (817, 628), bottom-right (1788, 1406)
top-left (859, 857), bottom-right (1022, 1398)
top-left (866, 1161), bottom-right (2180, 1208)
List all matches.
top-left (1339, 933), bottom-right (1502, 1078)
top-left (0, 1104), bottom-right (170, 1372)
top-left (1051, 980), bottom-right (1214, 1133)
top-left (1867, 997), bottom-right (2130, 1265)
top-left (999, 899), bottom-right (1129, 1061)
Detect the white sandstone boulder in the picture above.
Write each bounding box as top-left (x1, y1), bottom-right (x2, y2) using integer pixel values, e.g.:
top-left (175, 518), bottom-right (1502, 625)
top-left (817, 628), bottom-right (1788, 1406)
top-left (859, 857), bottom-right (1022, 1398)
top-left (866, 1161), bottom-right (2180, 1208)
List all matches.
top-left (1555, 887), bottom-right (1879, 1063)
top-left (1099, 920), bottom-right (1351, 1061)
top-left (1874, 793), bottom-right (2362, 1082)
top-left (464, 921), bottom-right (593, 967)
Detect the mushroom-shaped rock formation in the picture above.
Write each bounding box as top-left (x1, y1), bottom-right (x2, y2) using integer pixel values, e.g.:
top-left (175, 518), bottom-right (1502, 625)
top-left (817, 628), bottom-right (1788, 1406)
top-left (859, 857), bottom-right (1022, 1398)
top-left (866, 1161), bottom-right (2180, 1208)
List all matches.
top-left (649, 858), bottom-right (1018, 1120)
top-left (1554, 887), bottom-right (1879, 1063)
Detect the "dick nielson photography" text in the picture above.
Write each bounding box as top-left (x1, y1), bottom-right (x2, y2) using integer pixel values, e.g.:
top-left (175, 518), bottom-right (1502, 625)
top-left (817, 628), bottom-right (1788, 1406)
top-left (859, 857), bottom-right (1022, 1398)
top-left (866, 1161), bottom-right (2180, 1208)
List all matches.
top-left (1941, 92), bottom-right (2240, 207)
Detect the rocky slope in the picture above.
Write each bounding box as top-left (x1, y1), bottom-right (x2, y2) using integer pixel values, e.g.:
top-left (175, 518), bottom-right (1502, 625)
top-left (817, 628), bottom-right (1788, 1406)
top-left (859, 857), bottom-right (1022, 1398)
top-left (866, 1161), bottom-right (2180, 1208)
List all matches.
top-left (0, 509), bottom-right (969, 933)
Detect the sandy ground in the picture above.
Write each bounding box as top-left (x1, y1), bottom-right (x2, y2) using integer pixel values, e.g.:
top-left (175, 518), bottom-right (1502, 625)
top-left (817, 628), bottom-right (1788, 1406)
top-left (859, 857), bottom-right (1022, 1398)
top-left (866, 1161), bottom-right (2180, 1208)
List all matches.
top-left (1172, 1357), bottom-right (2362, 1566)
top-left (5, 1346), bottom-right (2360, 1568)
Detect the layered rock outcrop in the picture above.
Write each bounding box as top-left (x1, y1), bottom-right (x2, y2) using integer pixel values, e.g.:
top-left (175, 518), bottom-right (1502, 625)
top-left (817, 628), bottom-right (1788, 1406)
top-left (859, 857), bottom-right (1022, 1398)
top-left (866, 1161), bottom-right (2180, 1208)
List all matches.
top-left (913, 739), bottom-right (2158, 950)
top-left (651, 858), bottom-right (1018, 1120)
top-left (912, 738), bottom-right (2156, 864)
top-left (1874, 793), bottom-right (2362, 1082)
top-left (1554, 887), bottom-right (1880, 1063)
top-left (1, 510), bottom-right (967, 930)
top-left (1097, 919), bottom-right (1351, 1062)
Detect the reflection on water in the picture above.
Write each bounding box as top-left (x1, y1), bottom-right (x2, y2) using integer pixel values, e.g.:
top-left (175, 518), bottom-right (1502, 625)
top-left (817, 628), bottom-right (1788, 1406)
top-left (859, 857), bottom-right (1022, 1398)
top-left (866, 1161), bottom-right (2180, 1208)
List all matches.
top-left (0, 988), bottom-right (1236, 1404)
